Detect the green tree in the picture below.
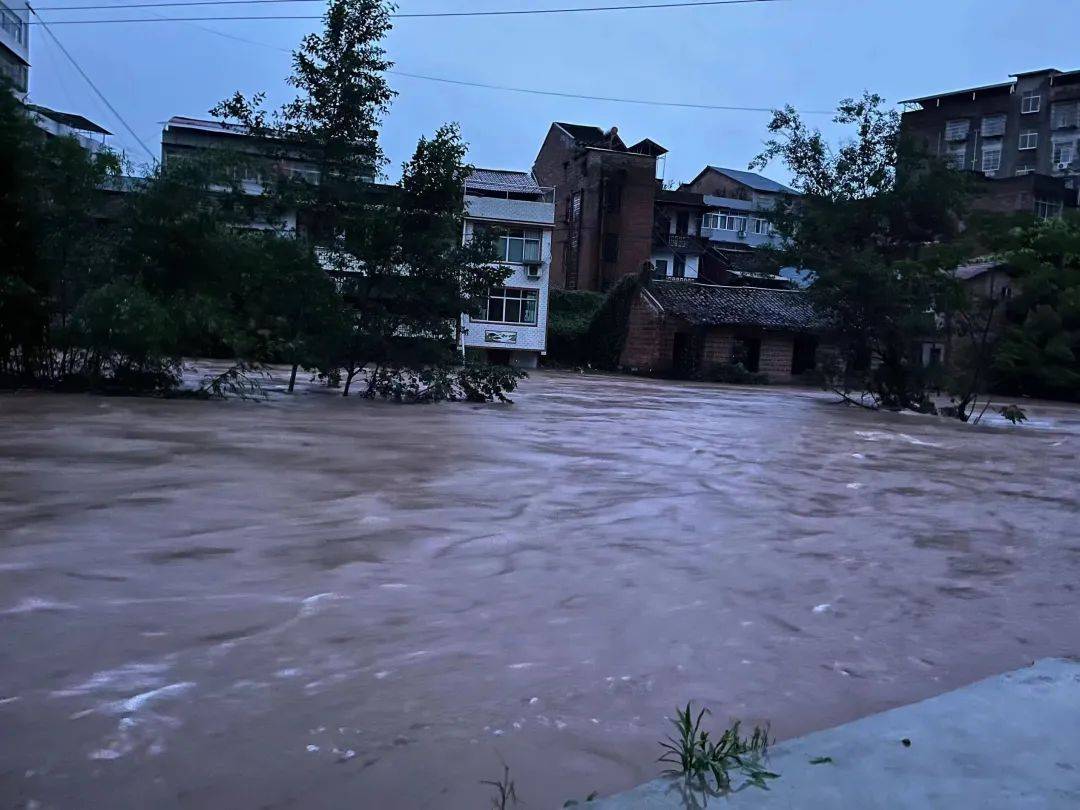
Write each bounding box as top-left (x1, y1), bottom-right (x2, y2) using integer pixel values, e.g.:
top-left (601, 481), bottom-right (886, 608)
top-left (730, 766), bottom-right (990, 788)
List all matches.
top-left (989, 215), bottom-right (1080, 400)
top-left (751, 93), bottom-right (972, 410)
top-left (215, 0), bottom-right (521, 401)
top-left (0, 80), bottom-right (121, 384)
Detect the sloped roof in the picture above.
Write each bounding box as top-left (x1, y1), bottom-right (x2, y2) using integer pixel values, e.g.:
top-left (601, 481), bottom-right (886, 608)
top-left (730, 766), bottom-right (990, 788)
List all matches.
top-left (706, 166), bottom-right (798, 195)
top-left (29, 104), bottom-right (111, 135)
top-left (466, 168), bottom-right (545, 194)
top-left (166, 116), bottom-right (252, 136)
top-left (646, 282), bottom-right (823, 330)
top-left (953, 259), bottom-right (1007, 281)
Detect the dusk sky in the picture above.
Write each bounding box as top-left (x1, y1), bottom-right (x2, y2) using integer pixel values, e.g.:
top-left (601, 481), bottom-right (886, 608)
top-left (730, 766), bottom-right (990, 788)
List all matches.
top-left (26, 0), bottom-right (1080, 184)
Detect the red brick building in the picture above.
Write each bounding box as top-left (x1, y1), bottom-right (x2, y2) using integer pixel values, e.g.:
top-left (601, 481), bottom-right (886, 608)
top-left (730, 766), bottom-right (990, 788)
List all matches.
top-left (532, 122), bottom-right (666, 291)
top-left (620, 281), bottom-right (826, 383)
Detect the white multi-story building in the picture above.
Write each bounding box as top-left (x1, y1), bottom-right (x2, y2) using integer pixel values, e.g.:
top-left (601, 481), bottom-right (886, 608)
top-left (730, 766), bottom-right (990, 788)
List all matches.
top-left (461, 169), bottom-right (555, 368)
top-left (0, 0), bottom-right (28, 97)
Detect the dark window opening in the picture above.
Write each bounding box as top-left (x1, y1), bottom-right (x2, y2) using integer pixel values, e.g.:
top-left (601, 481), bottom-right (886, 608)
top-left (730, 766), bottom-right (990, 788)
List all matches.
top-left (602, 232), bottom-right (619, 263)
top-left (676, 210), bottom-right (690, 236)
top-left (731, 337), bottom-right (761, 373)
top-left (653, 258), bottom-right (669, 279)
top-left (605, 181), bottom-right (623, 213)
top-left (792, 335), bottom-right (818, 375)
top-left (673, 255), bottom-right (686, 278)
top-left (673, 332), bottom-right (701, 376)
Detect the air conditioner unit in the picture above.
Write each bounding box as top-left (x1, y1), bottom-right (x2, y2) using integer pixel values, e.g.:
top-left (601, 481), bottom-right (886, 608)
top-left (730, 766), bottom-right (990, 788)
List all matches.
top-left (736, 230), bottom-right (747, 239)
top-left (524, 263), bottom-right (542, 280)
top-left (1057, 162), bottom-right (1071, 171)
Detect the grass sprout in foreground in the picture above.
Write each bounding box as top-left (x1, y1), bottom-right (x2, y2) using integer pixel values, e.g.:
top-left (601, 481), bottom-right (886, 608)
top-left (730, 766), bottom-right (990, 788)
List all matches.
top-left (481, 761), bottom-right (518, 810)
top-left (659, 703), bottom-right (779, 794)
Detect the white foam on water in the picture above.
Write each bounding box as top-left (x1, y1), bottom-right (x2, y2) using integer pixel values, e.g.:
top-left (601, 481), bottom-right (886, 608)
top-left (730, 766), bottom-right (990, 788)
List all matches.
top-left (813, 604), bottom-right (832, 613)
top-left (299, 592), bottom-right (345, 617)
top-left (507, 662), bottom-right (534, 670)
top-left (3, 597), bottom-right (77, 615)
top-left (52, 661), bottom-right (172, 698)
top-left (106, 682), bottom-right (195, 715)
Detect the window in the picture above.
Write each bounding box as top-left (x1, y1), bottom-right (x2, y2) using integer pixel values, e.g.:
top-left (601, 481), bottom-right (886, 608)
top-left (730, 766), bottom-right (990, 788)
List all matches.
top-left (653, 258), bottom-right (669, 279)
top-left (1021, 91), bottom-right (1041, 114)
top-left (673, 255), bottom-right (686, 278)
top-left (1051, 101), bottom-right (1080, 130)
top-left (483, 287), bottom-right (539, 325)
top-left (604, 181), bottom-right (622, 213)
top-left (0, 5), bottom-right (24, 44)
top-left (1015, 165), bottom-right (1034, 176)
top-left (475, 225), bottom-right (542, 263)
top-left (981, 144), bottom-right (1002, 173)
top-left (945, 142), bottom-right (968, 169)
top-left (944, 119), bottom-right (970, 141)
top-left (1034, 199), bottom-right (1063, 220)
top-left (1018, 130), bottom-right (1038, 150)
top-left (702, 212), bottom-right (748, 232)
top-left (980, 114), bottom-right (1007, 137)
top-left (753, 218), bottom-right (771, 235)
top-left (1052, 139), bottom-right (1076, 167)
top-left (0, 58), bottom-right (27, 93)
top-left (602, 232), bottom-right (619, 263)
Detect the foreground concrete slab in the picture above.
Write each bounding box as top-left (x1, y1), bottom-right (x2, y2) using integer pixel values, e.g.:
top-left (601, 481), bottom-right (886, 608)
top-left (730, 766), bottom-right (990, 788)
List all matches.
top-left (593, 658), bottom-right (1080, 809)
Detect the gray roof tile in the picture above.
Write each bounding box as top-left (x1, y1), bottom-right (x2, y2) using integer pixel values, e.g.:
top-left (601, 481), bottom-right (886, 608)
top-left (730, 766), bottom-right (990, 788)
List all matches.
top-left (707, 166), bottom-right (799, 195)
top-left (466, 168), bottom-right (544, 194)
top-left (647, 282), bottom-right (823, 330)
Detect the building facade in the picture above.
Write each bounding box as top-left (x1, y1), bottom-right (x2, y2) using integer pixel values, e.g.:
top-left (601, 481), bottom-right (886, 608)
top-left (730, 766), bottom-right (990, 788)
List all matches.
top-left (532, 122), bottom-right (666, 292)
top-left (620, 281), bottom-right (825, 383)
top-left (0, 0), bottom-right (28, 97)
top-left (900, 68), bottom-right (1080, 216)
top-left (461, 169), bottom-right (555, 368)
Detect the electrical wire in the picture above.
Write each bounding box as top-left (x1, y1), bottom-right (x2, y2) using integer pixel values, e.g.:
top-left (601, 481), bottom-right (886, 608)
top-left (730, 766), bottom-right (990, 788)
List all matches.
top-left (28, 0), bottom-right (785, 22)
top-left (30, 11), bottom-right (158, 160)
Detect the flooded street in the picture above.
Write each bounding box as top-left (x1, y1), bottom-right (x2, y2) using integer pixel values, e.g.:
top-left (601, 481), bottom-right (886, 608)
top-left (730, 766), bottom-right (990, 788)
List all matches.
top-left (2, 370), bottom-right (1079, 809)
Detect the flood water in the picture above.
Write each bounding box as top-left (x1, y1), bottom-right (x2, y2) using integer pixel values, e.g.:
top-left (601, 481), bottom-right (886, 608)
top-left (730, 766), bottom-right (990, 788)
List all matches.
top-left (2, 370), bottom-right (1079, 809)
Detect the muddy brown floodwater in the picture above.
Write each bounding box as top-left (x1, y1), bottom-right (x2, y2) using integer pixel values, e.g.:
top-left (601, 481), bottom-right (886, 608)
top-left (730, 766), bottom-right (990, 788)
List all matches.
top-left (2, 370), bottom-right (1080, 809)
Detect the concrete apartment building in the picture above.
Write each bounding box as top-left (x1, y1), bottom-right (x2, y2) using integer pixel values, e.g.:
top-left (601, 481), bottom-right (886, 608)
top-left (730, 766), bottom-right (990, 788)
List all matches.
top-left (532, 122), bottom-right (667, 291)
top-left (461, 170), bottom-right (555, 367)
top-left (901, 67), bottom-right (1080, 218)
top-left (0, 0), bottom-right (28, 97)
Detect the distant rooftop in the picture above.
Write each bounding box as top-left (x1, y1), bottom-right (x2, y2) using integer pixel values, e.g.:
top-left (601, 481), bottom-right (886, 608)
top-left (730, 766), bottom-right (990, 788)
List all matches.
top-left (706, 166), bottom-right (798, 196)
top-left (30, 104), bottom-right (111, 136)
top-left (900, 67), bottom-right (1080, 105)
top-left (553, 122), bottom-right (666, 156)
top-left (466, 168), bottom-right (546, 195)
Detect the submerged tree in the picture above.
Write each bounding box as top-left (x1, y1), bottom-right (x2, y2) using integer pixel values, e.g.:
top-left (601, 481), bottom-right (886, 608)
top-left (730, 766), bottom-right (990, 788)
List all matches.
top-left (213, 0), bottom-right (522, 401)
top-left (751, 93), bottom-right (972, 410)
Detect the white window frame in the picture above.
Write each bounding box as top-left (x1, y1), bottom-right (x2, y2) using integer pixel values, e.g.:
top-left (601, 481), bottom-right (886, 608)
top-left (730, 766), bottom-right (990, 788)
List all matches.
top-left (481, 287), bottom-right (540, 325)
top-left (1034, 199), bottom-right (1063, 220)
top-left (1052, 140), bottom-right (1076, 167)
top-left (702, 212), bottom-right (748, 232)
top-left (1018, 130), bottom-right (1039, 151)
top-left (473, 224), bottom-right (542, 264)
top-left (1015, 166), bottom-right (1034, 176)
top-left (945, 142), bottom-right (968, 169)
top-left (981, 144), bottom-right (1002, 173)
top-left (1021, 91), bottom-right (1041, 114)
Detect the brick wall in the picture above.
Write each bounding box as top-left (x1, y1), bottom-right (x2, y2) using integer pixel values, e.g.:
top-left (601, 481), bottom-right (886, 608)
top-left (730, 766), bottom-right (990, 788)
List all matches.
top-left (620, 294), bottom-right (672, 371)
top-left (759, 334), bottom-right (795, 383)
top-left (533, 126), bottom-right (658, 293)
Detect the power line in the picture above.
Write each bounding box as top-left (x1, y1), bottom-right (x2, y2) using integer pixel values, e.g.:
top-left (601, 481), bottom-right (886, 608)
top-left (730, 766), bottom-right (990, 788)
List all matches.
top-left (30, 11), bottom-right (157, 160)
top-left (28, 0), bottom-right (785, 22)
top-left (388, 69), bottom-right (832, 114)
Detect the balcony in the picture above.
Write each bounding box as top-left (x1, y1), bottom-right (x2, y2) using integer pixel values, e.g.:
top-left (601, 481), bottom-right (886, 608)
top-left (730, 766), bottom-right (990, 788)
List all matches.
top-left (465, 195), bottom-right (555, 226)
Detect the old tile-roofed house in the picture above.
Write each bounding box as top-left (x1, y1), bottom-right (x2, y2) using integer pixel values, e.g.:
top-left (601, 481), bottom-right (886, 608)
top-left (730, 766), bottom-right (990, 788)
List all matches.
top-left (621, 281), bottom-right (830, 382)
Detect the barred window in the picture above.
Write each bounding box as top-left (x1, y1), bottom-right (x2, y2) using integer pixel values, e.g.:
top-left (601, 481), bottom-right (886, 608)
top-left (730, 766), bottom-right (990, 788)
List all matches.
top-left (980, 114), bottom-right (1006, 137)
top-left (944, 119), bottom-right (970, 141)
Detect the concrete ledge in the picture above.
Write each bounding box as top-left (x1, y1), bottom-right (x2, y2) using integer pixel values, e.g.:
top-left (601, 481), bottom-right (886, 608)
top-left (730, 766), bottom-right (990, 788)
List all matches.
top-left (593, 659), bottom-right (1080, 809)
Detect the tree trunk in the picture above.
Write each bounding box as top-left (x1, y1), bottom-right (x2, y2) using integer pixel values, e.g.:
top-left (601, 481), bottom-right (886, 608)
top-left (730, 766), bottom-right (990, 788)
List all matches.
top-left (343, 364), bottom-right (356, 397)
top-left (287, 363), bottom-right (299, 393)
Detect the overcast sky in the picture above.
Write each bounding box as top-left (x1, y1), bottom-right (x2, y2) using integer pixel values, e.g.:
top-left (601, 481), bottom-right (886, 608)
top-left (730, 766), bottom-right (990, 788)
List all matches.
top-left (26, 0), bottom-right (1080, 184)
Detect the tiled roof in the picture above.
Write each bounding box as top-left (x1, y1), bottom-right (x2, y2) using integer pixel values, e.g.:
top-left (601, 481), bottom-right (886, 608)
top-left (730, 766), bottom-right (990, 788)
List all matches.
top-left (707, 166), bottom-right (799, 195)
top-left (166, 116), bottom-right (252, 136)
top-left (646, 282), bottom-right (823, 330)
top-left (466, 168), bottom-right (545, 194)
